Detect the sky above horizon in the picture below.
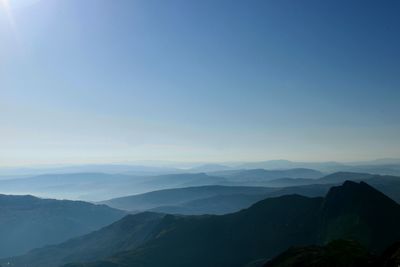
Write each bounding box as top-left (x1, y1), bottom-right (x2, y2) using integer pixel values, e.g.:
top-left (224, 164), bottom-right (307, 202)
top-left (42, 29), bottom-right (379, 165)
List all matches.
top-left (1, 0), bottom-right (400, 166)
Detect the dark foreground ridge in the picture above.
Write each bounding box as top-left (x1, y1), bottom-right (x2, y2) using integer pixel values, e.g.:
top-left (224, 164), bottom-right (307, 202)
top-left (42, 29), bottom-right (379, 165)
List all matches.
top-left (263, 239), bottom-right (400, 267)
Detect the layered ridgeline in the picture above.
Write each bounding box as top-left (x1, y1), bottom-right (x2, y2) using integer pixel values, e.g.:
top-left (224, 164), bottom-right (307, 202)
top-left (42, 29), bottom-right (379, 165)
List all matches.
top-left (0, 168), bottom-right (323, 201)
top-left (1, 169), bottom-right (399, 204)
top-left (0, 195), bottom-right (125, 258)
top-left (208, 168), bottom-right (324, 182)
top-left (100, 184), bottom-right (334, 215)
top-left (4, 181), bottom-right (400, 267)
top-left (0, 173), bottom-right (227, 201)
top-left (99, 185), bottom-right (277, 214)
top-left (100, 172), bottom-right (400, 214)
top-left (236, 159), bottom-right (400, 176)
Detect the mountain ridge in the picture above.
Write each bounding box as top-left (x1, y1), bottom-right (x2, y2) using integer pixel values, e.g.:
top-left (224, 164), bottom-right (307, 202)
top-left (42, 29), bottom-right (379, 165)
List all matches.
top-left (5, 181), bottom-right (400, 267)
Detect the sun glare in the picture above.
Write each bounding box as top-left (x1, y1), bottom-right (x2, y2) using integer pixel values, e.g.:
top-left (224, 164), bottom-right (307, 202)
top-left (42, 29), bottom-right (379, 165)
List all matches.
top-left (1, 0), bottom-right (16, 27)
top-left (1, 0), bottom-right (20, 42)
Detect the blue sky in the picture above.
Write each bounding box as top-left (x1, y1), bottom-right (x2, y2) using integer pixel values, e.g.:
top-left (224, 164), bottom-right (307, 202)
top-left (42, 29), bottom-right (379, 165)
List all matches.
top-left (0, 0), bottom-right (399, 166)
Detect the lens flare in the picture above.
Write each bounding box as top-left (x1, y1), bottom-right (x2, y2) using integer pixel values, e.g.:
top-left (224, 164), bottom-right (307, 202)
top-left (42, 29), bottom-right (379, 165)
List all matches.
top-left (1, 0), bottom-right (17, 29)
top-left (1, 0), bottom-right (20, 42)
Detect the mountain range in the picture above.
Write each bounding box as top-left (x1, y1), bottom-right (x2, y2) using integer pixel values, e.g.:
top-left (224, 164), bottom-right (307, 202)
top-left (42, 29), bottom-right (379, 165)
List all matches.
top-left (100, 172), bottom-right (400, 214)
top-left (0, 172), bottom-right (225, 201)
top-left (4, 181), bottom-right (400, 267)
top-left (1, 164), bottom-right (400, 203)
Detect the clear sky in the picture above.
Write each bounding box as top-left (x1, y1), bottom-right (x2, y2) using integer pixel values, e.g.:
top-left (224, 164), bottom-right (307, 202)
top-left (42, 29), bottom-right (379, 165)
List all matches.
top-left (1, 0), bottom-right (399, 166)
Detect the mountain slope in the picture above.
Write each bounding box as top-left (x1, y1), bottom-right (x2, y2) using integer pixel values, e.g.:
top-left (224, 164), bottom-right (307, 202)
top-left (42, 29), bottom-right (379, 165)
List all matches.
top-left (261, 173), bottom-right (400, 203)
top-left (0, 194), bottom-right (125, 258)
top-left (2, 195), bottom-right (323, 267)
top-left (100, 185), bottom-right (275, 211)
top-left (318, 181), bottom-right (400, 252)
top-left (150, 193), bottom-right (271, 215)
top-left (2, 212), bottom-right (163, 267)
top-left (103, 173), bottom-right (400, 216)
top-left (263, 240), bottom-right (400, 267)
top-left (377, 242), bottom-right (400, 267)
top-left (5, 181), bottom-right (400, 267)
top-left (112, 182), bottom-right (400, 267)
top-left (263, 239), bottom-right (374, 267)
top-left (93, 195), bottom-right (322, 267)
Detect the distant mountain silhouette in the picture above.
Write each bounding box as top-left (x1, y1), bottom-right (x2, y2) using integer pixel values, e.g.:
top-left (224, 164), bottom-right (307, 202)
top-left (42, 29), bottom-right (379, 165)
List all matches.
top-left (262, 172), bottom-right (400, 203)
top-left (260, 172), bottom-right (373, 187)
top-left (188, 164), bottom-right (233, 172)
top-left (150, 193), bottom-right (271, 215)
top-left (317, 172), bottom-right (373, 184)
top-left (0, 194), bottom-right (125, 258)
top-left (0, 172), bottom-right (226, 201)
top-left (6, 181), bottom-right (400, 267)
top-left (101, 172), bottom-right (400, 214)
top-left (3, 169), bottom-right (399, 204)
top-left (212, 168), bottom-right (324, 182)
top-left (134, 173), bottom-right (227, 189)
top-left (263, 177), bottom-right (316, 187)
top-left (0, 173), bottom-right (141, 201)
top-left (237, 160), bottom-right (345, 172)
top-left (237, 159), bottom-right (400, 175)
top-left (0, 164), bottom-right (182, 177)
top-left (100, 185), bottom-right (275, 212)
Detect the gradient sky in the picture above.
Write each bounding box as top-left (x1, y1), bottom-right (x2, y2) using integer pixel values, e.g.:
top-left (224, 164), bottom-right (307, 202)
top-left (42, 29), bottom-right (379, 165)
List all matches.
top-left (1, 0), bottom-right (399, 166)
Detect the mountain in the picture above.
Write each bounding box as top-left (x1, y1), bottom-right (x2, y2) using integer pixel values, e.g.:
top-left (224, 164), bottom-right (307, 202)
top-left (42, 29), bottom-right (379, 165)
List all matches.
top-left (4, 169), bottom-right (398, 204)
top-left (263, 240), bottom-right (400, 267)
top-left (0, 194), bottom-right (125, 258)
top-left (100, 185), bottom-right (275, 211)
top-left (188, 164), bottom-right (233, 172)
top-left (1, 212), bottom-right (163, 267)
top-left (257, 172), bottom-right (374, 187)
top-left (237, 160), bottom-right (345, 172)
top-left (100, 173), bottom-right (400, 215)
top-left (236, 160), bottom-right (400, 176)
top-left (132, 183), bottom-right (334, 215)
top-left (261, 173), bottom-right (400, 203)
top-left (211, 168), bottom-right (324, 183)
top-left (351, 158), bottom-right (400, 166)
top-left (6, 181), bottom-right (400, 267)
top-left (12, 194), bottom-right (322, 267)
top-left (318, 181), bottom-right (400, 252)
top-left (0, 173), bottom-right (141, 201)
top-left (263, 239), bottom-right (374, 267)
top-left (134, 173), bottom-right (226, 190)
top-left (317, 172), bottom-right (373, 184)
top-left (0, 164), bottom-right (181, 177)
top-left (377, 242), bottom-right (400, 267)
top-left (346, 164), bottom-right (400, 176)
top-left (263, 178), bottom-right (317, 187)
top-left (150, 193), bottom-right (271, 215)
top-left (0, 172), bottom-right (226, 201)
